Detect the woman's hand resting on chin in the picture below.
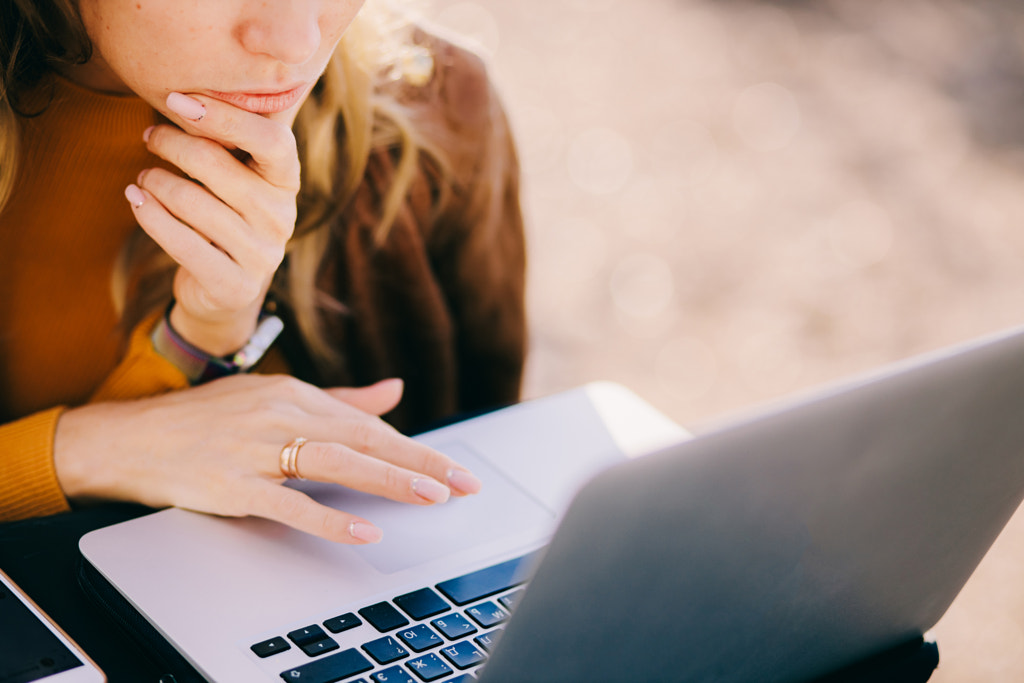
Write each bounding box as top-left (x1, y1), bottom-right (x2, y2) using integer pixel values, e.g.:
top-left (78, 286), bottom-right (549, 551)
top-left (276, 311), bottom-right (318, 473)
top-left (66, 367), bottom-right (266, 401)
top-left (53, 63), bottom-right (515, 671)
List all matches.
top-left (125, 90), bottom-right (303, 356)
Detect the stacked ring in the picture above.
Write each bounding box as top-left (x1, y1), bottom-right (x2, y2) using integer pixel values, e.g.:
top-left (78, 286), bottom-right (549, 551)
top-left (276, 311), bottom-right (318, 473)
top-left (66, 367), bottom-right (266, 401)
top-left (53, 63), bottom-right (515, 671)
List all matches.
top-left (279, 437), bottom-right (308, 480)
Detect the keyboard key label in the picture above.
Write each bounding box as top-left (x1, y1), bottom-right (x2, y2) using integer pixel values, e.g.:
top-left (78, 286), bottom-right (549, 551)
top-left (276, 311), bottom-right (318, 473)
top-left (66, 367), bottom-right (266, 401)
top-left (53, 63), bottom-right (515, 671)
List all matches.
top-left (362, 635), bottom-right (409, 664)
top-left (431, 614), bottom-right (477, 640)
top-left (466, 601), bottom-right (509, 628)
top-left (397, 624), bottom-right (444, 652)
top-left (440, 641), bottom-right (487, 670)
top-left (406, 652), bottom-right (453, 681)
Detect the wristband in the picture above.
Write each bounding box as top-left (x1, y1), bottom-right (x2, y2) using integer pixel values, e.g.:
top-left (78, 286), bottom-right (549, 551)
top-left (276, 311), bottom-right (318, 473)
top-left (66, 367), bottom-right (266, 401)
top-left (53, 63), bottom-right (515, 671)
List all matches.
top-left (151, 304), bottom-right (284, 385)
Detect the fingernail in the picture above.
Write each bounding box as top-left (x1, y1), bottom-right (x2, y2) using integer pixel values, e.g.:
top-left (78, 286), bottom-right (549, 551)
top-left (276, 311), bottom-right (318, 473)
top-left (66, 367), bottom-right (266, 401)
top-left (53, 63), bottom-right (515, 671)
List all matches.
top-left (136, 169), bottom-right (149, 185)
top-left (379, 377), bottom-right (404, 391)
top-left (411, 477), bottom-right (451, 504)
top-left (349, 521), bottom-right (383, 544)
top-left (124, 184), bottom-right (145, 209)
top-left (143, 125), bottom-right (155, 143)
top-left (447, 469), bottom-right (482, 495)
top-left (166, 92), bottom-right (206, 121)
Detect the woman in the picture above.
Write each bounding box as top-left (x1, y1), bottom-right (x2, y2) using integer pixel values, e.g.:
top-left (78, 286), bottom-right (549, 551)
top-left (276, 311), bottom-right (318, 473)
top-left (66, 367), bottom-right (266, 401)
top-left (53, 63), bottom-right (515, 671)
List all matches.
top-left (0, 0), bottom-right (526, 543)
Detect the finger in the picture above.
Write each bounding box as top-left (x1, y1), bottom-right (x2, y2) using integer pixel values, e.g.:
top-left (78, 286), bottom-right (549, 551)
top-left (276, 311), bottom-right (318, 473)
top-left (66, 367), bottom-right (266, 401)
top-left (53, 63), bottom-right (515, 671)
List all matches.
top-left (302, 418), bottom-right (482, 497)
top-left (294, 441), bottom-right (452, 506)
top-left (254, 375), bottom-right (482, 496)
top-left (163, 92), bottom-right (300, 190)
top-left (299, 411), bottom-right (484, 495)
top-left (136, 166), bottom-right (283, 272)
top-left (143, 124), bottom-right (295, 238)
top-left (326, 378), bottom-right (405, 416)
top-left (173, 375), bottom-right (476, 496)
top-left (248, 482), bottom-right (384, 544)
top-left (125, 183), bottom-right (269, 313)
top-left (175, 375), bottom-right (465, 489)
top-left (124, 183), bottom-right (240, 284)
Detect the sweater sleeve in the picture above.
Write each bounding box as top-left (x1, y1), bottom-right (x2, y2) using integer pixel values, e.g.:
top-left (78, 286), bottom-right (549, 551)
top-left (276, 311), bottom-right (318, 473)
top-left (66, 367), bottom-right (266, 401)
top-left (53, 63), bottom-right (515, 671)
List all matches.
top-left (0, 310), bottom-right (189, 522)
top-left (88, 308), bottom-right (190, 402)
top-left (0, 407), bottom-right (70, 520)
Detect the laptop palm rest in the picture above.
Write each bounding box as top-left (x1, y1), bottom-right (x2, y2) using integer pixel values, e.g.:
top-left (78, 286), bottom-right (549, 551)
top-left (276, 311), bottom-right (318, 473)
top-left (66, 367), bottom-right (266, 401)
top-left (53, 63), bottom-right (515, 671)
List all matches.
top-left (289, 442), bottom-right (554, 575)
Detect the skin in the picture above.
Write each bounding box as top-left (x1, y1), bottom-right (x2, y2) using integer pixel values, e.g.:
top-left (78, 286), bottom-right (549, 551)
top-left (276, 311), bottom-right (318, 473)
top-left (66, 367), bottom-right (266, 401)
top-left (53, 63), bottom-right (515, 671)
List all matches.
top-left (52, 0), bottom-right (482, 543)
top-left (77, 0), bottom-right (365, 353)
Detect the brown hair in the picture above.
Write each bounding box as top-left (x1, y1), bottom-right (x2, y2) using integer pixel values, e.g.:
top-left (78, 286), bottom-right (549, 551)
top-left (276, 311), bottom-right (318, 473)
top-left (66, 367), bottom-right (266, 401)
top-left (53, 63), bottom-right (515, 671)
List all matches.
top-left (1, 0), bottom-right (91, 206)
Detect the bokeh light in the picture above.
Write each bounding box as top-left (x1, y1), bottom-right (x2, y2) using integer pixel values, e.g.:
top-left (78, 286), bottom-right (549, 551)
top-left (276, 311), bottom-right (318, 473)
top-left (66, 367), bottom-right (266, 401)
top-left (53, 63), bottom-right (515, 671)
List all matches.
top-left (428, 2), bottom-right (1024, 679)
top-left (826, 200), bottom-right (894, 270)
top-left (732, 82), bottom-right (802, 152)
top-left (566, 127), bottom-right (634, 196)
top-left (433, 2), bottom-right (500, 55)
top-left (610, 253), bottom-right (675, 321)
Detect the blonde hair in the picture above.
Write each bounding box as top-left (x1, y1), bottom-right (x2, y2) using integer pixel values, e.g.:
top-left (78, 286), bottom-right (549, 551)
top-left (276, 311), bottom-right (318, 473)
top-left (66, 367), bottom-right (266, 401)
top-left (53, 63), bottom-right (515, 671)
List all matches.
top-left (2, 0), bottom-right (447, 376)
top-left (283, 5), bottom-right (448, 371)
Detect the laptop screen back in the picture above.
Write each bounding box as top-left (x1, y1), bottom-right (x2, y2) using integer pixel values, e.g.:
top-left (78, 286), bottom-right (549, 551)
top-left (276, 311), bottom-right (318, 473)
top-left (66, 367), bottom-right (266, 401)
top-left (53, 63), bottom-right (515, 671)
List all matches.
top-left (482, 326), bottom-right (1024, 682)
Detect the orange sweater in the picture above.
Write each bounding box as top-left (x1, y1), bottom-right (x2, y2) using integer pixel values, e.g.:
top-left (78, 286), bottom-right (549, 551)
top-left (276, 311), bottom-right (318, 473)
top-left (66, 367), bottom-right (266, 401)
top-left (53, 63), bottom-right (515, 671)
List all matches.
top-left (0, 76), bottom-right (189, 520)
top-left (1, 37), bottom-right (528, 522)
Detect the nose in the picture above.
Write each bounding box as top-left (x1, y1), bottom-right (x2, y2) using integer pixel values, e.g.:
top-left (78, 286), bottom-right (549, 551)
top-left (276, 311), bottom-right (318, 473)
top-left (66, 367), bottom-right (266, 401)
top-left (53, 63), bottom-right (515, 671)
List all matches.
top-left (236, 2), bottom-right (321, 65)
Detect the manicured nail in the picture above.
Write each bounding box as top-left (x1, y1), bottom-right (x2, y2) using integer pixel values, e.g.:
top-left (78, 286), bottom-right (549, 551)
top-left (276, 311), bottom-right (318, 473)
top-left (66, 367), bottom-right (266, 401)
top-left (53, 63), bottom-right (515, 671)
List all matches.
top-left (136, 169), bottom-right (149, 185)
top-left (447, 469), bottom-right (482, 495)
top-left (411, 477), bottom-right (451, 504)
top-left (166, 92), bottom-right (206, 121)
top-left (142, 126), bottom-right (155, 143)
top-left (349, 521), bottom-right (383, 544)
top-left (124, 184), bottom-right (145, 209)
top-left (378, 377), bottom-right (404, 392)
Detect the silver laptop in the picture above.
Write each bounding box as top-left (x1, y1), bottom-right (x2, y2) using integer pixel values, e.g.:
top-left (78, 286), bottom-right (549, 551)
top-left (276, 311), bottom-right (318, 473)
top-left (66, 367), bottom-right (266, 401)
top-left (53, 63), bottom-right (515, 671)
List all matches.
top-left (81, 324), bottom-right (1024, 682)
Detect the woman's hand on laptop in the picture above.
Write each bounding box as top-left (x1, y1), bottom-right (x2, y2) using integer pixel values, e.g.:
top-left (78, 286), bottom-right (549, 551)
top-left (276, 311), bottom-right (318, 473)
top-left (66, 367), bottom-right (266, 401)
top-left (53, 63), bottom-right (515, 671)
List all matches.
top-left (53, 375), bottom-right (482, 543)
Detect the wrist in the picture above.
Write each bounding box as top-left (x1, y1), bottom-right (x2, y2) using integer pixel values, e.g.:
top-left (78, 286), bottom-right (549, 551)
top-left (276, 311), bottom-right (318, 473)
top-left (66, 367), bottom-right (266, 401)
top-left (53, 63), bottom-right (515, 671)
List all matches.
top-left (54, 403), bottom-right (115, 504)
top-left (152, 301), bottom-right (284, 385)
top-left (168, 301), bottom-right (262, 356)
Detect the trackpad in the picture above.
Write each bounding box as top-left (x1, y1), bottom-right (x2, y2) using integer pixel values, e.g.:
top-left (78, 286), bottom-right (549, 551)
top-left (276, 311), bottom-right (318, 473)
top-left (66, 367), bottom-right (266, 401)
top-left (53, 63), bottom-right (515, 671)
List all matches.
top-left (291, 443), bottom-right (554, 574)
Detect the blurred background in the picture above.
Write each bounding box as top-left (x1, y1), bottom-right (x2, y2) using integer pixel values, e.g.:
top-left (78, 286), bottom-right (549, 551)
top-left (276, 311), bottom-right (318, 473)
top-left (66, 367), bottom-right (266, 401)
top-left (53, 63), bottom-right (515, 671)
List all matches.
top-left (425, 0), bottom-right (1024, 680)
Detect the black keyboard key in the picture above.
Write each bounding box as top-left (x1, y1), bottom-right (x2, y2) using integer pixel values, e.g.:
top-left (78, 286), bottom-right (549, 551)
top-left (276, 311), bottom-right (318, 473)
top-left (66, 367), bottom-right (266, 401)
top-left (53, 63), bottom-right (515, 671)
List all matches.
top-left (440, 641), bottom-right (486, 670)
top-left (435, 552), bottom-right (539, 606)
top-left (362, 635), bottom-right (408, 664)
top-left (474, 629), bottom-right (503, 653)
top-left (465, 601), bottom-right (508, 628)
top-left (324, 612), bottom-right (362, 634)
top-left (286, 623), bottom-right (339, 658)
top-left (430, 613), bottom-right (477, 640)
top-left (279, 647), bottom-right (373, 682)
top-left (498, 589), bottom-right (524, 612)
top-left (393, 588), bottom-right (450, 620)
top-left (289, 624), bottom-right (330, 647)
top-left (396, 624), bottom-right (443, 652)
top-left (406, 652), bottom-right (453, 681)
top-left (301, 638), bottom-right (340, 657)
top-left (370, 667), bottom-right (416, 683)
top-left (251, 636), bottom-right (290, 658)
top-left (359, 602), bottom-right (410, 632)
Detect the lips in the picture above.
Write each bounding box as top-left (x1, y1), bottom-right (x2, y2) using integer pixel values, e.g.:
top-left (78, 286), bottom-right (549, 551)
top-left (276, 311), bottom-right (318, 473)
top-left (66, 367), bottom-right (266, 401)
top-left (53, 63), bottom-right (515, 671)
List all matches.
top-left (206, 83), bottom-right (310, 114)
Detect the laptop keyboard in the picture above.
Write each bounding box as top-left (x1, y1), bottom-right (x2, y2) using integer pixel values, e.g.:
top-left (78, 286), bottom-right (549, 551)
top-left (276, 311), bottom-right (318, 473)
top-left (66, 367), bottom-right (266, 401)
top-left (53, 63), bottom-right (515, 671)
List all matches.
top-left (249, 551), bottom-right (539, 682)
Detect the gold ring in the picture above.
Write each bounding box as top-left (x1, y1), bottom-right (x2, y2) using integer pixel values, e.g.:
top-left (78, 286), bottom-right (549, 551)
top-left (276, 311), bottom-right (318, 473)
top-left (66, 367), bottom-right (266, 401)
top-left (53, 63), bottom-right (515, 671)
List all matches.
top-left (279, 437), bottom-right (308, 480)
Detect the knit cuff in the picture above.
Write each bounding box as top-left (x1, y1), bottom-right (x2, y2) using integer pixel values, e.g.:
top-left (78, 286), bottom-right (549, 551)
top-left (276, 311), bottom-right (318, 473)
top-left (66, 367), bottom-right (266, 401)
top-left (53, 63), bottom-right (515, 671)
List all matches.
top-left (0, 407), bottom-right (72, 521)
top-left (89, 309), bottom-right (190, 402)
